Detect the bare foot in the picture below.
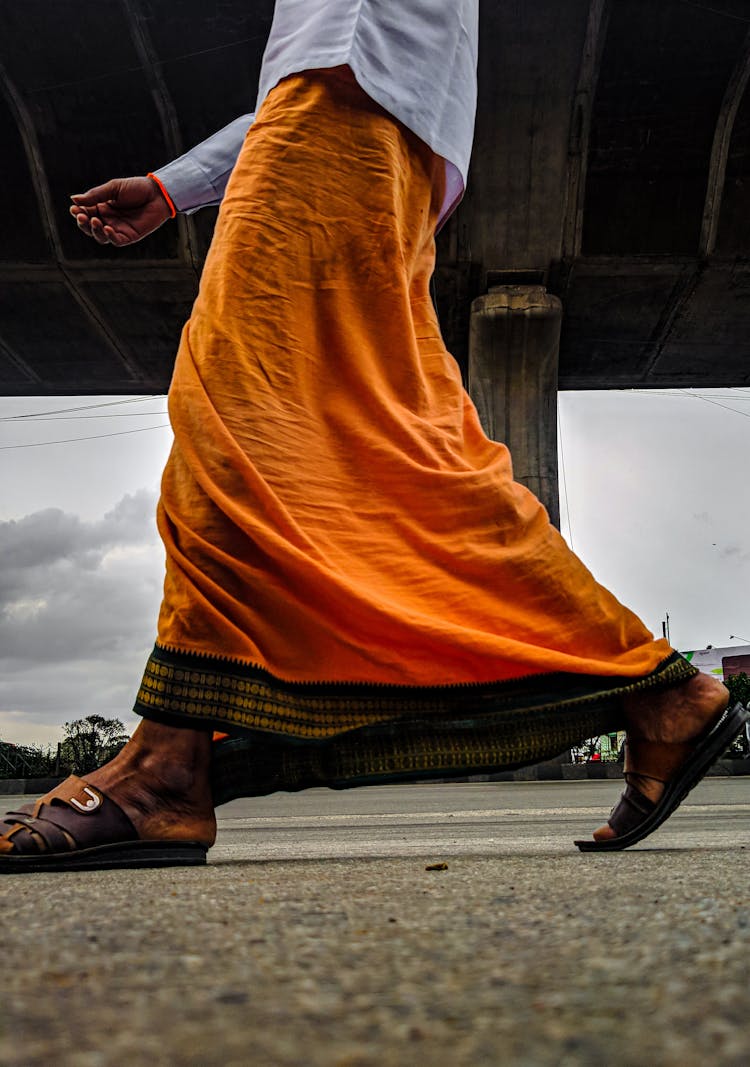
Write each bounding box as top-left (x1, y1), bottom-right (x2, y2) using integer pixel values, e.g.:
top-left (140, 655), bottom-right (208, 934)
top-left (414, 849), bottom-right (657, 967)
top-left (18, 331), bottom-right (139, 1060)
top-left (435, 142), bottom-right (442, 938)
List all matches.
top-left (591, 672), bottom-right (729, 842)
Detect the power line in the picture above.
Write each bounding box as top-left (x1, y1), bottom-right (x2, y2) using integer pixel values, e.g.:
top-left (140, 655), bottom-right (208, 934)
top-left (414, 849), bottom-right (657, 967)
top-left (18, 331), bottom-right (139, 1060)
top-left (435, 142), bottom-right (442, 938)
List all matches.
top-left (0, 396), bottom-right (165, 421)
top-left (630, 389), bottom-right (750, 400)
top-left (10, 411), bottom-right (169, 421)
top-left (629, 390), bottom-right (750, 420)
top-left (689, 395), bottom-right (750, 419)
top-left (0, 423), bottom-right (171, 450)
top-left (677, 0), bottom-right (750, 22)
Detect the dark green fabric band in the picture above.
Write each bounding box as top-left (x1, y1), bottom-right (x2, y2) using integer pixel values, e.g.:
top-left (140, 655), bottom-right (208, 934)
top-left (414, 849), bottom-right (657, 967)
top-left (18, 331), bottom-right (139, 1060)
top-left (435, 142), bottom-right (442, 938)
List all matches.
top-left (133, 645), bottom-right (698, 801)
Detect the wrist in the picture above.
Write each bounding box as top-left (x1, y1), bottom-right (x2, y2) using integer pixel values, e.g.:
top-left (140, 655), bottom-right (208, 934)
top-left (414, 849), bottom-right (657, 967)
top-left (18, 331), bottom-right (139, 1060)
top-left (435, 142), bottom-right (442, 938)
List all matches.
top-left (147, 172), bottom-right (177, 218)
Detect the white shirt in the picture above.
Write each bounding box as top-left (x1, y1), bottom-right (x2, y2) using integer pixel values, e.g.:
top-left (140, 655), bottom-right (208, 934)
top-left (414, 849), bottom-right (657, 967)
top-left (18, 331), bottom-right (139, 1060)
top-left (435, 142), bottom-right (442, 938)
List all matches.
top-left (155, 0), bottom-right (478, 228)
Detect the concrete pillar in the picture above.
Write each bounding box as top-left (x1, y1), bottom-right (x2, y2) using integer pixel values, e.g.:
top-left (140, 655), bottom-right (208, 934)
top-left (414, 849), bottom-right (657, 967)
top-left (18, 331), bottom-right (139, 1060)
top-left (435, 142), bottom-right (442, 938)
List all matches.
top-left (468, 285), bottom-right (562, 527)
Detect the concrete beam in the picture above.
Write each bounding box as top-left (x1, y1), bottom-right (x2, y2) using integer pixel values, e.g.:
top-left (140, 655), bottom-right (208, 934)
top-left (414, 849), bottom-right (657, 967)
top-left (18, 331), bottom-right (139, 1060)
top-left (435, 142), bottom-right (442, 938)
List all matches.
top-left (700, 25), bottom-right (750, 258)
top-left (0, 334), bottom-right (41, 386)
top-left (562, 0), bottom-right (611, 261)
top-left (122, 0), bottom-right (202, 276)
top-left (0, 58), bottom-right (146, 384)
top-left (468, 285), bottom-right (561, 527)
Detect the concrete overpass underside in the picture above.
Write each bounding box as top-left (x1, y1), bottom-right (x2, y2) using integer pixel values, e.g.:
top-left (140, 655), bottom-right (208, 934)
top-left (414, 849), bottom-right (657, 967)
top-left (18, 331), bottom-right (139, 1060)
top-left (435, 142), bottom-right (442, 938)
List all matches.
top-left (2, 0), bottom-right (750, 517)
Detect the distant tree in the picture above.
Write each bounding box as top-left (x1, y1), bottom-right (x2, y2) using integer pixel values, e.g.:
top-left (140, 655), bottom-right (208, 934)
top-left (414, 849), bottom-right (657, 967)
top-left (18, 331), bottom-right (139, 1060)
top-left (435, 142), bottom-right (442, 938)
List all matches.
top-left (725, 672), bottom-right (750, 709)
top-left (22, 744), bottom-right (59, 776)
top-left (61, 715), bottom-right (129, 775)
top-left (724, 674), bottom-right (750, 757)
top-left (0, 742), bottom-right (57, 779)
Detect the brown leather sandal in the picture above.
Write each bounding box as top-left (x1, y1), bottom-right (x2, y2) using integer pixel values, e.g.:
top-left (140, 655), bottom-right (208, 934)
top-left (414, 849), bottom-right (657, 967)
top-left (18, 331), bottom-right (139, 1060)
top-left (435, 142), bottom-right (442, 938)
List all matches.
top-left (575, 700), bottom-right (749, 851)
top-left (0, 775), bottom-right (208, 873)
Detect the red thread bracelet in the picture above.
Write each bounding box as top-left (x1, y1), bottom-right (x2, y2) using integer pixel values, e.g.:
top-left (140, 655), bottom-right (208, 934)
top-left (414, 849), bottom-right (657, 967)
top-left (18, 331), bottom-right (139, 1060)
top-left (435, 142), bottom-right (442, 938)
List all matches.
top-left (147, 172), bottom-right (177, 218)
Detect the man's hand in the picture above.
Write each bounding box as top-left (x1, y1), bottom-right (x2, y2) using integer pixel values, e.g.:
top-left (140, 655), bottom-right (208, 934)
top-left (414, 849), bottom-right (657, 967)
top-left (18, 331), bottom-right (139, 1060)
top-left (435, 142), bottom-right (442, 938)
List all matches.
top-left (69, 176), bottom-right (173, 246)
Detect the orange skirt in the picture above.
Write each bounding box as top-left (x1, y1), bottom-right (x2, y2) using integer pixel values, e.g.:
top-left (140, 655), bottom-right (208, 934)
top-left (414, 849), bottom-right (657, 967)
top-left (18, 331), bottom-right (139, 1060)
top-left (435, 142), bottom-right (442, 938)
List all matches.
top-left (135, 68), bottom-right (693, 757)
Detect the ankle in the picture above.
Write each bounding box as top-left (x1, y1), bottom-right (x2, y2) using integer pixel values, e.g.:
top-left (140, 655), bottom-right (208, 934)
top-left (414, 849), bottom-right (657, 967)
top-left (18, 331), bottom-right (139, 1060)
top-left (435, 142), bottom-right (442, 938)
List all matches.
top-left (87, 720), bottom-right (214, 819)
top-left (623, 674), bottom-right (729, 744)
top-left (119, 721), bottom-right (212, 794)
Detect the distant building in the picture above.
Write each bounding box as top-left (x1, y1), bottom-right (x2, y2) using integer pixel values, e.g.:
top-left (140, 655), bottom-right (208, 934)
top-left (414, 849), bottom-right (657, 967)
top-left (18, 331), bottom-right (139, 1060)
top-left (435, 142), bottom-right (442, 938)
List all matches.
top-left (682, 645), bottom-right (750, 681)
top-left (573, 645), bottom-right (750, 764)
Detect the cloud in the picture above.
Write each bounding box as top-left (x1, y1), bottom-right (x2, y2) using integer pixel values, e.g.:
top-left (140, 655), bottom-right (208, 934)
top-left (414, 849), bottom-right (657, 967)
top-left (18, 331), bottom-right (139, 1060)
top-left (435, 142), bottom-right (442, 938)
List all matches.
top-left (558, 390), bottom-right (750, 652)
top-left (0, 491), bottom-right (165, 742)
top-left (716, 543), bottom-right (750, 562)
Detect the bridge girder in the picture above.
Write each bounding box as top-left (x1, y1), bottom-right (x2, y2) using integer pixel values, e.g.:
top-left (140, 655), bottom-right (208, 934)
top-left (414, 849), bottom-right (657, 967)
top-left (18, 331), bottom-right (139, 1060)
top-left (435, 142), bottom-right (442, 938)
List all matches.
top-left (1, 0), bottom-right (749, 395)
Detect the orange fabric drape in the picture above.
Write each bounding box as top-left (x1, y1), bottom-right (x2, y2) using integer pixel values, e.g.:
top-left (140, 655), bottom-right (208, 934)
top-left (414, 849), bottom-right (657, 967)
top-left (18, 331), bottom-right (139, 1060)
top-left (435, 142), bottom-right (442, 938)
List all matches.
top-left (155, 67), bottom-right (671, 695)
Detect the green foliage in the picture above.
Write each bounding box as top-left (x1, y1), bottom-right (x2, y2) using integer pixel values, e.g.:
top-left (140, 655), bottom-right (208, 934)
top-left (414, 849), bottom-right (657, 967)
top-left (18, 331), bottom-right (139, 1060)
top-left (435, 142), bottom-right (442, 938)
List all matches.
top-left (722, 673), bottom-right (750, 757)
top-left (1, 715), bottom-right (130, 778)
top-left (0, 742), bottom-right (58, 779)
top-left (724, 672), bottom-right (750, 709)
top-left (61, 715), bottom-right (129, 776)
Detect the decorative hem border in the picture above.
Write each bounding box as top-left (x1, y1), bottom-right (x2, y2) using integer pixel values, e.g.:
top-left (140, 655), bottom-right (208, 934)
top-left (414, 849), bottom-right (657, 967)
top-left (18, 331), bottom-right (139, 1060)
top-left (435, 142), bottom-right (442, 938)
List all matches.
top-left (134, 643), bottom-right (698, 741)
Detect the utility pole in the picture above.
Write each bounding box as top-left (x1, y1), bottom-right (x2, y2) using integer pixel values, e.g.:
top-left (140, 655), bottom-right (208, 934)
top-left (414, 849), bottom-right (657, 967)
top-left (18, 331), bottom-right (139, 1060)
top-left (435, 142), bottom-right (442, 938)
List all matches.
top-left (661, 612), bottom-right (671, 644)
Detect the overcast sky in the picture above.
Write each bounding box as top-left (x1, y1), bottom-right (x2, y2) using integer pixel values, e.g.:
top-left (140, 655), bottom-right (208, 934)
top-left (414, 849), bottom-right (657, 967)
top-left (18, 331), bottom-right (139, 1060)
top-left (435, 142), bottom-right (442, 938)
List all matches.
top-left (2, 387), bottom-right (750, 747)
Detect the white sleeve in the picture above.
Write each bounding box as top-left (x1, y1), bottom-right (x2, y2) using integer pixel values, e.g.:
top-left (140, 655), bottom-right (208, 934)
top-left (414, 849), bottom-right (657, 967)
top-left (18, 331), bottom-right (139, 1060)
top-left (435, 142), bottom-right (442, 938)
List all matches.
top-left (152, 114), bottom-right (255, 214)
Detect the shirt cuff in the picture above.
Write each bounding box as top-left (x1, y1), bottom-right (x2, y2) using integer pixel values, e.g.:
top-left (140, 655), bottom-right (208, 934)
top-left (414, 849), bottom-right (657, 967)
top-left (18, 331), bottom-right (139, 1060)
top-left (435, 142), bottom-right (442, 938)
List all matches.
top-left (151, 154), bottom-right (221, 215)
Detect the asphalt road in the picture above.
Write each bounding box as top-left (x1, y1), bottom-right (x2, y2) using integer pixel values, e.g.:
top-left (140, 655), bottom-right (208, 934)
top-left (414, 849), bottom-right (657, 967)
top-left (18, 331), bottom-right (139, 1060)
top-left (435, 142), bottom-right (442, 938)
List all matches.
top-left (209, 777), bottom-right (750, 860)
top-left (2, 779), bottom-right (750, 1067)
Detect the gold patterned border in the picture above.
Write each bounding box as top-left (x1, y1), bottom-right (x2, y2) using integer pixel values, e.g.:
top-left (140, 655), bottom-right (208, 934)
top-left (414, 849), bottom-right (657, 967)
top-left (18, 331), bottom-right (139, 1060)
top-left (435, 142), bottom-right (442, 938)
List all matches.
top-left (136, 656), bottom-right (400, 738)
top-left (134, 644), bottom-right (698, 741)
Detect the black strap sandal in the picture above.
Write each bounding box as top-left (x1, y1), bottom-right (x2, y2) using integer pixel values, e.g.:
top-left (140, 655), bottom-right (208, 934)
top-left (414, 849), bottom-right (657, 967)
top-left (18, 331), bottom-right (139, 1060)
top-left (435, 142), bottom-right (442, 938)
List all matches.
top-left (575, 701), bottom-right (749, 851)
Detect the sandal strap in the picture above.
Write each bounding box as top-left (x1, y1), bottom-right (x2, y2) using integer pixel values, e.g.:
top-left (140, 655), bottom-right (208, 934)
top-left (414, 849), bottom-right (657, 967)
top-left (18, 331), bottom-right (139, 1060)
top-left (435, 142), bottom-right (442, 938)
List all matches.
top-left (608, 782), bottom-right (657, 836)
top-left (623, 738), bottom-right (695, 783)
top-left (2, 813), bottom-right (72, 853)
top-left (2, 820), bottom-right (46, 855)
top-left (1, 776), bottom-right (138, 855)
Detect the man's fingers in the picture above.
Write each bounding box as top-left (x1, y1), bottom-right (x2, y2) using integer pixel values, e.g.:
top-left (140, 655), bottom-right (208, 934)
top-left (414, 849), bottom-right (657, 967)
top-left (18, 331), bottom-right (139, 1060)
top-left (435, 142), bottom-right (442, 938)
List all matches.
top-left (70, 180), bottom-right (120, 207)
top-left (103, 225), bottom-right (127, 247)
top-left (70, 200), bottom-right (112, 219)
top-left (72, 206), bottom-right (126, 244)
top-left (89, 218), bottom-right (133, 247)
top-left (73, 211), bottom-right (94, 236)
top-left (89, 217), bottom-right (111, 245)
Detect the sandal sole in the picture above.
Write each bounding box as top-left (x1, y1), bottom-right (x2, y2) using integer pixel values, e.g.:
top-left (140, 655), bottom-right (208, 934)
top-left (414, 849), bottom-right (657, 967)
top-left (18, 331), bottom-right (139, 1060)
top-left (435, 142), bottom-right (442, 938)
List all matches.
top-left (0, 839), bottom-right (207, 873)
